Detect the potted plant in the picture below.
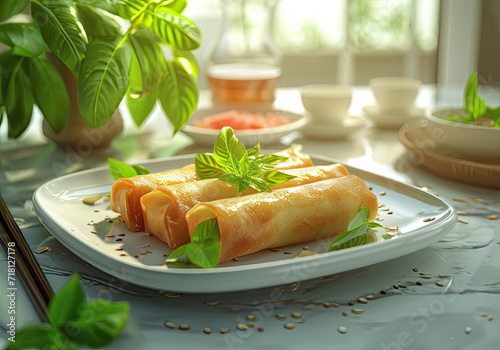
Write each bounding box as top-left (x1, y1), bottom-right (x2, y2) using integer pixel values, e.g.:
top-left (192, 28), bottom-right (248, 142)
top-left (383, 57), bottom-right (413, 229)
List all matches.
top-left (0, 0), bottom-right (200, 147)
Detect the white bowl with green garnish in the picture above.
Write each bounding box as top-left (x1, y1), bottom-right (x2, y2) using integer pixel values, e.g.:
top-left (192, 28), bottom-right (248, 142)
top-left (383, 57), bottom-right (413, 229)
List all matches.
top-left (425, 108), bottom-right (500, 159)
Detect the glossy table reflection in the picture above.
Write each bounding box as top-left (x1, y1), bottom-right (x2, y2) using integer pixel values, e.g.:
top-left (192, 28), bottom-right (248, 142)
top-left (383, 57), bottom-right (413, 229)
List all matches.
top-left (1, 86), bottom-right (499, 349)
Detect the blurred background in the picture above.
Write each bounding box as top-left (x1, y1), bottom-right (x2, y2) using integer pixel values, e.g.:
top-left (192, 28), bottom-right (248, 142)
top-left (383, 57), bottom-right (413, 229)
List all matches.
top-left (185, 0), bottom-right (499, 89)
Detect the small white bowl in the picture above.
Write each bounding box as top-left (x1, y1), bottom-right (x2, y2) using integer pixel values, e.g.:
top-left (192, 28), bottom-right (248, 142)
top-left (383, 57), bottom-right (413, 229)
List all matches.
top-left (300, 85), bottom-right (352, 123)
top-left (369, 77), bottom-right (421, 112)
top-left (425, 108), bottom-right (500, 158)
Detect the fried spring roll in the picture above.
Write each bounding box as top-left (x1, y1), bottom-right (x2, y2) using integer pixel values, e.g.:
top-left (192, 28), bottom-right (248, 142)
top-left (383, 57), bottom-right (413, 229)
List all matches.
top-left (186, 175), bottom-right (378, 262)
top-left (141, 164), bottom-right (349, 248)
top-left (110, 145), bottom-right (313, 232)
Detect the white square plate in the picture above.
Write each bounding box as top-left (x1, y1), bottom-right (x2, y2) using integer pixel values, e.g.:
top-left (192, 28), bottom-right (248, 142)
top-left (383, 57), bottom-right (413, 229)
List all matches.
top-left (33, 154), bottom-right (457, 293)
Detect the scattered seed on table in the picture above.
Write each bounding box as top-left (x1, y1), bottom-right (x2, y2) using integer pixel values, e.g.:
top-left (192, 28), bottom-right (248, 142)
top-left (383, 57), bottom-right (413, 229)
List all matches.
top-left (348, 302), bottom-right (355, 306)
top-left (342, 311), bottom-right (348, 316)
top-left (338, 326), bottom-right (348, 334)
top-left (271, 248), bottom-right (281, 252)
top-left (203, 328), bottom-right (211, 334)
top-left (246, 315), bottom-right (256, 321)
top-left (233, 257), bottom-right (239, 261)
top-left (323, 303), bottom-right (331, 308)
top-left (163, 254), bottom-right (168, 257)
top-left (291, 312), bottom-right (302, 319)
top-left (352, 309), bottom-right (364, 314)
top-left (366, 295), bottom-right (374, 300)
top-left (380, 290), bottom-right (387, 295)
top-left (165, 322), bottom-right (175, 329)
top-left (257, 327), bottom-right (264, 332)
top-left (457, 211), bottom-right (468, 215)
top-left (120, 253), bottom-right (126, 256)
top-left (358, 297), bottom-right (368, 304)
top-left (380, 192), bottom-right (386, 195)
top-left (220, 329), bottom-right (229, 334)
top-left (284, 323), bottom-right (295, 330)
top-left (420, 274), bottom-right (433, 279)
top-left (416, 281), bottom-right (423, 286)
top-left (458, 220), bottom-right (469, 224)
top-left (237, 324), bottom-right (248, 331)
top-left (141, 244), bottom-right (150, 248)
top-left (452, 198), bottom-right (467, 202)
top-left (381, 208), bottom-right (389, 211)
top-left (134, 255), bottom-right (139, 258)
top-left (90, 230), bottom-right (97, 234)
top-left (140, 252), bottom-right (147, 255)
top-left (439, 274), bottom-right (450, 278)
top-left (465, 327), bottom-right (472, 334)
top-left (108, 220), bottom-right (114, 223)
top-left (246, 323), bottom-right (255, 328)
top-left (105, 234), bottom-right (115, 238)
top-left (423, 217), bottom-right (435, 222)
top-left (436, 282), bottom-right (444, 287)
top-left (473, 198), bottom-right (484, 203)
top-left (413, 268), bottom-right (419, 272)
top-left (204, 300), bottom-right (219, 306)
top-left (480, 314), bottom-right (488, 317)
top-left (118, 233), bottom-right (125, 236)
top-left (393, 285), bottom-right (399, 289)
top-left (486, 216), bottom-right (499, 220)
top-left (275, 315), bottom-right (287, 320)
top-left (116, 238), bottom-right (123, 242)
top-left (303, 246), bottom-right (309, 250)
top-left (489, 317), bottom-right (494, 321)
top-left (179, 324), bottom-right (190, 330)
top-left (388, 212), bottom-right (393, 215)
top-left (115, 247), bottom-right (123, 251)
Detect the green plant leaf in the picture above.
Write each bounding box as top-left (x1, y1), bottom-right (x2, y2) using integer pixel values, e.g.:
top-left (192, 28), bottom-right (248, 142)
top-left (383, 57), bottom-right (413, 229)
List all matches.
top-left (62, 299), bottom-right (129, 348)
top-left (0, 53), bottom-right (18, 108)
top-left (129, 26), bottom-right (165, 94)
top-left (0, 0), bottom-right (29, 21)
top-left (255, 170), bottom-right (296, 187)
top-left (186, 239), bottom-right (220, 268)
top-left (347, 206), bottom-right (370, 230)
top-left (158, 0), bottom-right (187, 13)
top-left (74, 0), bottom-right (120, 16)
top-left (213, 127), bottom-right (247, 170)
top-left (3, 323), bottom-right (68, 350)
top-left (29, 57), bottom-right (69, 134)
top-left (483, 106), bottom-right (500, 124)
top-left (328, 222), bottom-right (369, 251)
top-left (245, 176), bottom-right (271, 193)
top-left (172, 47), bottom-right (199, 77)
top-left (126, 53), bottom-right (156, 127)
top-left (0, 23), bottom-right (46, 57)
top-left (166, 244), bottom-right (190, 267)
top-left (247, 140), bottom-right (261, 158)
top-left (132, 164), bottom-right (150, 175)
top-left (251, 154), bottom-right (289, 172)
top-left (116, 0), bottom-right (148, 19)
top-left (77, 37), bottom-right (131, 128)
top-left (463, 71), bottom-right (486, 120)
top-left (219, 173), bottom-right (243, 187)
top-left (195, 153), bottom-right (226, 179)
top-left (31, 0), bottom-right (86, 76)
top-left (144, 6), bottom-right (201, 50)
top-left (75, 2), bottom-right (121, 39)
top-left (226, 153), bottom-right (243, 175)
top-left (158, 59), bottom-right (198, 133)
top-left (4, 58), bottom-right (33, 139)
top-left (108, 158), bottom-right (143, 180)
top-left (47, 274), bottom-right (85, 327)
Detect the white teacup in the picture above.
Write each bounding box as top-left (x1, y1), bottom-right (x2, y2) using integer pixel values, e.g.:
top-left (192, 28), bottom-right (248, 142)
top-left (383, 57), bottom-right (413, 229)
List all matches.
top-left (300, 85), bottom-right (352, 123)
top-left (369, 77), bottom-right (421, 112)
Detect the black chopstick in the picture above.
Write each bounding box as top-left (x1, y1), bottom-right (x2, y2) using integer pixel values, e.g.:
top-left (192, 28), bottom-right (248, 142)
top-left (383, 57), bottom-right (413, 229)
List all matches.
top-left (0, 194), bottom-right (54, 322)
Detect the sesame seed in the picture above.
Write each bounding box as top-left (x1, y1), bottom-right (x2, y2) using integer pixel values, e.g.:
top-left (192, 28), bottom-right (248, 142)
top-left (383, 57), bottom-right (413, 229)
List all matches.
top-left (436, 282), bottom-right (444, 287)
top-left (271, 248), bottom-right (281, 252)
top-left (393, 285), bottom-right (399, 289)
top-left (179, 324), bottom-right (190, 330)
top-left (458, 220), bottom-right (469, 224)
top-left (275, 314), bottom-right (287, 320)
top-left (115, 248), bottom-right (123, 251)
top-left (118, 233), bottom-right (125, 236)
top-left (380, 290), bottom-right (387, 295)
top-left (233, 257), bottom-right (239, 261)
top-left (420, 274), bottom-right (433, 279)
top-left (246, 315), bottom-right (256, 321)
top-left (236, 324), bottom-right (248, 331)
top-left (284, 323), bottom-right (295, 330)
top-left (348, 302), bottom-right (355, 306)
top-left (457, 211), bottom-right (468, 215)
top-left (90, 230), bottom-right (97, 234)
top-left (105, 234), bottom-right (115, 238)
top-left (284, 251), bottom-right (293, 254)
top-left (388, 212), bottom-right (393, 215)
top-left (108, 220), bottom-right (113, 223)
top-left (413, 268), bottom-right (418, 272)
top-left (452, 198), bottom-right (467, 202)
top-left (163, 254), bottom-right (168, 257)
top-left (472, 198), bottom-right (484, 203)
top-left (439, 274), bottom-right (450, 278)
top-left (257, 327), bottom-right (264, 332)
top-left (323, 303), bottom-right (331, 308)
top-left (120, 253), bottom-right (126, 256)
top-left (246, 323), bottom-right (255, 328)
top-left (220, 329), bottom-right (229, 334)
top-left (423, 217), bottom-right (435, 222)
top-left (366, 295), bottom-right (374, 300)
top-left (303, 246), bottom-right (309, 250)
top-left (134, 255), bottom-right (139, 258)
top-left (338, 326), bottom-right (348, 334)
top-left (380, 191), bottom-right (386, 195)
top-left (165, 322), bottom-right (175, 329)
top-left (203, 328), bottom-right (211, 334)
top-left (399, 285), bottom-right (408, 288)
top-left (416, 281), bottom-right (423, 286)
top-left (352, 309), bottom-right (364, 314)
top-left (358, 297), bottom-right (368, 304)
top-left (486, 216), bottom-right (499, 220)
top-left (481, 314), bottom-right (488, 317)
top-left (342, 311), bottom-right (348, 317)
top-left (141, 244), bottom-right (150, 248)
top-left (465, 327), bottom-right (472, 334)
top-left (291, 312), bottom-right (302, 319)
top-left (489, 317), bottom-right (494, 321)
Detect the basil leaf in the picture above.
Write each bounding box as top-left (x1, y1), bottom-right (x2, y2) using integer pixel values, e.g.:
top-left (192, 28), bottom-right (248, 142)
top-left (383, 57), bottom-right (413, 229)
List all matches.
top-left (247, 140), bottom-right (260, 158)
top-left (158, 59), bottom-right (198, 133)
top-left (126, 53), bottom-right (157, 127)
top-left (226, 153), bottom-right (243, 175)
top-left (464, 71), bottom-right (486, 120)
top-left (108, 158), bottom-right (140, 180)
top-left (47, 274), bottom-right (85, 327)
top-left (29, 57), bottom-right (70, 134)
top-left (0, 23), bottom-right (46, 57)
top-left (347, 207), bottom-right (370, 231)
top-left (213, 127), bottom-right (247, 170)
top-left (328, 222), bottom-right (369, 251)
top-left (255, 170), bottom-right (297, 187)
top-left (3, 323), bottom-right (66, 350)
top-left (172, 47), bottom-right (199, 77)
top-left (245, 176), bottom-right (271, 193)
top-left (251, 154), bottom-right (288, 172)
top-left (368, 221), bottom-right (386, 230)
top-left (62, 300), bottom-right (129, 348)
top-left (166, 244), bottom-right (190, 267)
top-left (195, 153), bottom-right (225, 179)
top-left (132, 165), bottom-right (150, 176)
top-left (0, 0), bottom-right (29, 22)
top-left (191, 218), bottom-right (219, 241)
top-left (219, 173), bottom-right (243, 187)
top-left (186, 239), bottom-right (220, 268)
top-left (236, 178), bottom-right (250, 195)
top-left (483, 106), bottom-right (500, 124)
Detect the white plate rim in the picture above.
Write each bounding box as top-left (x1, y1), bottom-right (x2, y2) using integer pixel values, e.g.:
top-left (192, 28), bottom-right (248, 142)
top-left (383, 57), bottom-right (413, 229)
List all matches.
top-left (33, 154), bottom-right (457, 293)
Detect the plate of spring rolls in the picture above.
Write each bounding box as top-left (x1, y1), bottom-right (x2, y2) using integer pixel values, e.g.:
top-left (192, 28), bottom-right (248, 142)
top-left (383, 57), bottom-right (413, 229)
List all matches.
top-left (33, 145), bottom-right (457, 293)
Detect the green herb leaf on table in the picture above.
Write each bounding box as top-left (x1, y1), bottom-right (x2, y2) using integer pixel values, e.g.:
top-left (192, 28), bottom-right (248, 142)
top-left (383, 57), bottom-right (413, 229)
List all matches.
top-left (108, 158), bottom-right (151, 181)
top-left (328, 205), bottom-right (386, 252)
top-left (167, 218), bottom-right (220, 268)
top-left (4, 273), bottom-right (129, 350)
top-left (195, 127), bottom-right (296, 196)
top-left (464, 71), bottom-right (486, 121)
